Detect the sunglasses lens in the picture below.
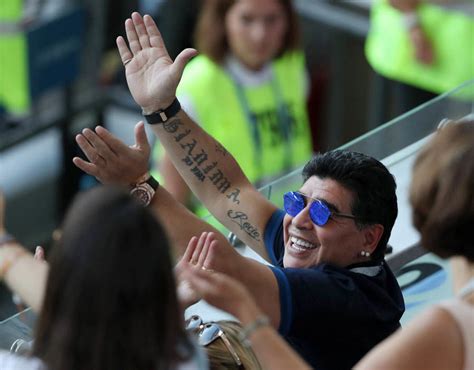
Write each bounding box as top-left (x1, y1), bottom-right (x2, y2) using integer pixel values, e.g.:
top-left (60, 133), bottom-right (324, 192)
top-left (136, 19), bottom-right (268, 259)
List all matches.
top-left (198, 323), bottom-right (220, 346)
top-left (185, 315), bottom-right (202, 331)
top-left (283, 192), bottom-right (304, 217)
top-left (309, 200), bottom-right (330, 226)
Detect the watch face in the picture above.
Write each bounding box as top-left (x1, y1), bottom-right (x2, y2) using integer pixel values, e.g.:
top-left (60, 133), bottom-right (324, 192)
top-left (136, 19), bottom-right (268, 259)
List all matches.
top-left (130, 185), bottom-right (153, 206)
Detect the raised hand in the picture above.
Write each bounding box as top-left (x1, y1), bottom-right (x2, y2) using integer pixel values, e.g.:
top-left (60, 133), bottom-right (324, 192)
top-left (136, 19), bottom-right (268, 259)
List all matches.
top-left (175, 231), bottom-right (245, 309)
top-left (73, 121), bottom-right (150, 185)
top-left (178, 231), bottom-right (242, 277)
top-left (175, 232), bottom-right (216, 310)
top-left (116, 12), bottom-right (198, 113)
top-left (177, 232), bottom-right (215, 270)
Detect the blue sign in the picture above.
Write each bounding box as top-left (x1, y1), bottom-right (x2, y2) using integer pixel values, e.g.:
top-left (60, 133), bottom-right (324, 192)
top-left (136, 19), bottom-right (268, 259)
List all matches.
top-left (27, 7), bottom-right (85, 99)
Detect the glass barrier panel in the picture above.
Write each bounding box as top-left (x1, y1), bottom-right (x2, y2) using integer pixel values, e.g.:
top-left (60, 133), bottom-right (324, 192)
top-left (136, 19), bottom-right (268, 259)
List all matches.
top-left (0, 308), bottom-right (35, 350)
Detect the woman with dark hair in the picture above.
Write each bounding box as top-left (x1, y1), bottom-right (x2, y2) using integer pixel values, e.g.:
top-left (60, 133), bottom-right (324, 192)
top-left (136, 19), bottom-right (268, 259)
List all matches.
top-left (153, 0), bottom-right (313, 216)
top-left (0, 186), bottom-right (208, 370)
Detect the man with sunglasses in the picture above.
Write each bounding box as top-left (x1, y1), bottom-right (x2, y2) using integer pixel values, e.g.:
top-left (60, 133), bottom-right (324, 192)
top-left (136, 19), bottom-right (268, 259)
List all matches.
top-left (73, 13), bottom-right (404, 370)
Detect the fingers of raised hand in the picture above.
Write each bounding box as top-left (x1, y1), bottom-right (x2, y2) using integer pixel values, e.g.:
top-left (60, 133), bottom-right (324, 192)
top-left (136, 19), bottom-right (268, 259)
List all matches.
top-left (131, 12), bottom-right (151, 49)
top-left (82, 129), bottom-right (116, 161)
top-left (190, 233), bottom-right (206, 266)
top-left (133, 121), bottom-right (151, 153)
top-left (191, 232), bottom-right (208, 266)
top-left (75, 134), bottom-right (106, 167)
top-left (72, 156), bottom-right (100, 179)
top-left (125, 17), bottom-right (141, 55)
top-left (143, 14), bottom-right (166, 50)
top-left (183, 236), bottom-right (198, 264)
top-left (95, 126), bottom-right (129, 156)
top-left (116, 36), bottom-right (133, 65)
top-left (172, 48), bottom-right (198, 79)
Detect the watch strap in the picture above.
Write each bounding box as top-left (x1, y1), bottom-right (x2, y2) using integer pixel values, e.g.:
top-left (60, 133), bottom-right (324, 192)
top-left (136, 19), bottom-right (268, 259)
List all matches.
top-left (132, 173), bottom-right (159, 190)
top-left (145, 175), bottom-right (159, 191)
top-left (143, 98), bottom-right (181, 125)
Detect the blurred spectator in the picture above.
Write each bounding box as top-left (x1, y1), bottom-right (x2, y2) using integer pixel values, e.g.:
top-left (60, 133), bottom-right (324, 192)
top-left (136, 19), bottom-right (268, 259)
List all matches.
top-left (366, 0), bottom-right (473, 120)
top-left (153, 0), bottom-right (313, 217)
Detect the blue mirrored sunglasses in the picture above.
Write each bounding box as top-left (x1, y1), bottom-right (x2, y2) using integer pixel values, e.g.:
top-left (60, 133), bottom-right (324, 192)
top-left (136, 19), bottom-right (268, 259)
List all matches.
top-left (283, 191), bottom-right (356, 226)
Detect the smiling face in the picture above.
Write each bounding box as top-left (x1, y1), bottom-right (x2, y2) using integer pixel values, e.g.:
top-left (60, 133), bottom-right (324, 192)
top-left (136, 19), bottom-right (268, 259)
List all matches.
top-left (283, 176), bottom-right (374, 269)
top-left (225, 0), bottom-right (288, 70)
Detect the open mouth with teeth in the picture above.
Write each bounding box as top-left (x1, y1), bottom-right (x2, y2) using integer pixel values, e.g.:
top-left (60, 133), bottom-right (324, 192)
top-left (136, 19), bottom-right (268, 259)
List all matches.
top-left (289, 236), bottom-right (318, 251)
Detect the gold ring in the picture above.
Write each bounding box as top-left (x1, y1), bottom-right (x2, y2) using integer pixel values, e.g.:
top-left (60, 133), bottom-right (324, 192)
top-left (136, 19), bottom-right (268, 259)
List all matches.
top-left (123, 58), bottom-right (133, 67)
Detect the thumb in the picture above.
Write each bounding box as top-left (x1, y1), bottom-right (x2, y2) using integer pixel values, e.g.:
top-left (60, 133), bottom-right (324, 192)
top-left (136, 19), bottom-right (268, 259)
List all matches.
top-left (134, 121), bottom-right (150, 150)
top-left (171, 48), bottom-right (198, 80)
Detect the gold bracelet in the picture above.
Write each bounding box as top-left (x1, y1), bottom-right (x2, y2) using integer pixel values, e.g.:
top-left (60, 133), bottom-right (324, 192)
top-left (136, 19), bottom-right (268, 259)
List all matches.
top-left (0, 248), bottom-right (27, 280)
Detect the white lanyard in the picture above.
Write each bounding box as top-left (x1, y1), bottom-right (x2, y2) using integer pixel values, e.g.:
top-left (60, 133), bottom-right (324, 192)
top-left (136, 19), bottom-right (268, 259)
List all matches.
top-left (229, 67), bottom-right (293, 177)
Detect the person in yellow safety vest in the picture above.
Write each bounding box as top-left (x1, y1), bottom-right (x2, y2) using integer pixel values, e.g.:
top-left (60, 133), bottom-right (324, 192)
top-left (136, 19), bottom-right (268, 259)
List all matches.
top-left (152, 0), bottom-right (313, 224)
top-left (0, 0), bottom-right (30, 115)
top-left (366, 0), bottom-right (474, 99)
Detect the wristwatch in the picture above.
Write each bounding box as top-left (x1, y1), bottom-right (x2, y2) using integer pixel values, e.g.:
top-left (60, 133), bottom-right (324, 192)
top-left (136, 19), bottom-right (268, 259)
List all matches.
top-left (130, 173), bottom-right (159, 206)
top-left (143, 98), bottom-right (181, 124)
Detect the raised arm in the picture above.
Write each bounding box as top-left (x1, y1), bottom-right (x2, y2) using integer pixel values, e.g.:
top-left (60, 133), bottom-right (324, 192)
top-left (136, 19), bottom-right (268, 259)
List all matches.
top-left (115, 12), bottom-right (278, 259)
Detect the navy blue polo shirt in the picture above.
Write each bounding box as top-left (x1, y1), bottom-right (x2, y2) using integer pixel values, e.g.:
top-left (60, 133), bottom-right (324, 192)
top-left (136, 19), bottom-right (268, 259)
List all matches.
top-left (264, 210), bottom-right (405, 370)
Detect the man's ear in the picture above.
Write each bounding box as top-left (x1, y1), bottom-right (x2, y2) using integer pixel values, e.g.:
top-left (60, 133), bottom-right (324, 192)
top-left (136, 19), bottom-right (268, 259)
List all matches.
top-left (363, 224), bottom-right (384, 254)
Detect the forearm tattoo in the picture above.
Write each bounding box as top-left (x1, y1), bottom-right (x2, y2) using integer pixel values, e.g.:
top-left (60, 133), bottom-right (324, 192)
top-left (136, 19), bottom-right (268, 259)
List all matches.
top-left (158, 117), bottom-right (240, 201)
top-left (227, 210), bottom-right (261, 241)
top-left (215, 143), bottom-right (228, 156)
top-left (157, 117), bottom-right (262, 241)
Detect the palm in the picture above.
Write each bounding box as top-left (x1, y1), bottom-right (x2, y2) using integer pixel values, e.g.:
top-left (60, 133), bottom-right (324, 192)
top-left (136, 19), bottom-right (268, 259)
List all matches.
top-left (125, 48), bottom-right (177, 109)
